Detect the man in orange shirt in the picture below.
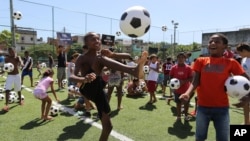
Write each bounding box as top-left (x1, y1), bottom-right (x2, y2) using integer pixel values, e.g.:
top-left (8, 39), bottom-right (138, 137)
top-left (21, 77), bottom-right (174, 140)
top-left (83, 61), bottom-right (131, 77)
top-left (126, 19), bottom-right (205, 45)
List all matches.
top-left (179, 33), bottom-right (249, 141)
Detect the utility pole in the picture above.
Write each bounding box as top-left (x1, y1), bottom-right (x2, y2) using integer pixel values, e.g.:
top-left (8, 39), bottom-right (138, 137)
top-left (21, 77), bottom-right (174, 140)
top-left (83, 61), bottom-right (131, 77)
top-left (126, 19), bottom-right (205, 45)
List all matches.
top-left (10, 0), bottom-right (16, 48)
top-left (172, 20), bottom-right (178, 57)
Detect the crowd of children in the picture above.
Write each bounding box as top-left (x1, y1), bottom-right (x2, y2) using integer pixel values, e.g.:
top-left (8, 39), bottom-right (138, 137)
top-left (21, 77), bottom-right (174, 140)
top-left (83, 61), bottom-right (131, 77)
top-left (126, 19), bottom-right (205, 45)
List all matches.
top-left (2, 33), bottom-right (250, 141)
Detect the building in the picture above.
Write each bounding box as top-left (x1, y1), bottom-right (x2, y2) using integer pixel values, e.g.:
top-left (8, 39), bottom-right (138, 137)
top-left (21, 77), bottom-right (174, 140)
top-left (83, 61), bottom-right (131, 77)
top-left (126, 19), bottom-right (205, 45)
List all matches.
top-left (15, 27), bottom-right (43, 52)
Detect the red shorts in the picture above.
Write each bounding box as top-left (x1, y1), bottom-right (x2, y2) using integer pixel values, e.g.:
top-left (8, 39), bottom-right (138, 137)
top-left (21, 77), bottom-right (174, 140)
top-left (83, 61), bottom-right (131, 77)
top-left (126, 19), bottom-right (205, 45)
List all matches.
top-left (147, 80), bottom-right (157, 92)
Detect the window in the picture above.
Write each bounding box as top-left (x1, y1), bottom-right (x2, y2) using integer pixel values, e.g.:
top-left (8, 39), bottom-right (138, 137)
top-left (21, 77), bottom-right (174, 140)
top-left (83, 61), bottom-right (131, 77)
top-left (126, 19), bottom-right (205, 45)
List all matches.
top-left (21, 46), bottom-right (25, 50)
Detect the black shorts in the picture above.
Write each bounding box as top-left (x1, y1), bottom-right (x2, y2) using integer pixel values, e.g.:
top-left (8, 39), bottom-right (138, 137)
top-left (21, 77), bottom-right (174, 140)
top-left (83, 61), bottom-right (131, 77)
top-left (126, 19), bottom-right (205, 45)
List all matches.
top-left (79, 76), bottom-right (110, 118)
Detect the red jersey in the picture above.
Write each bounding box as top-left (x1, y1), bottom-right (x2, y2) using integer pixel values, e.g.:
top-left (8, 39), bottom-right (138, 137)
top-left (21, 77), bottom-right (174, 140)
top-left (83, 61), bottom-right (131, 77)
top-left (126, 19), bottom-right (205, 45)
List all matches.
top-left (193, 57), bottom-right (245, 107)
top-left (162, 62), bottom-right (174, 75)
top-left (170, 64), bottom-right (193, 94)
top-left (223, 50), bottom-right (234, 58)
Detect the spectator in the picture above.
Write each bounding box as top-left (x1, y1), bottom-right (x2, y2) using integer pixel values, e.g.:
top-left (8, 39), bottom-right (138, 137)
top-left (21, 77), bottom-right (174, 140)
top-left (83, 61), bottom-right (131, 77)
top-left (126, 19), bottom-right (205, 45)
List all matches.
top-left (48, 53), bottom-right (54, 69)
top-left (21, 51), bottom-right (33, 87)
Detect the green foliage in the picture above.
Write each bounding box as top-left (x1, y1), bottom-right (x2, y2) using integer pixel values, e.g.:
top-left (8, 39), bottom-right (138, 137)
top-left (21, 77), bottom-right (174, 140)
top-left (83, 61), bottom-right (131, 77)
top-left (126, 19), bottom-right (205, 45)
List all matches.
top-left (18, 43), bottom-right (56, 61)
top-left (0, 30), bottom-right (19, 47)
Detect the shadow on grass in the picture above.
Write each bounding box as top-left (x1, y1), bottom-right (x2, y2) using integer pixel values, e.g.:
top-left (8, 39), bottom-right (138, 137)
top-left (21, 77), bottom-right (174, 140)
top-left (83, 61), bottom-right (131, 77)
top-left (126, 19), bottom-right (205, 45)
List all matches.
top-left (59, 98), bottom-right (74, 106)
top-left (168, 120), bottom-right (195, 139)
top-left (57, 120), bottom-right (92, 141)
top-left (20, 118), bottom-right (51, 129)
top-left (126, 94), bottom-right (146, 99)
top-left (170, 106), bottom-right (177, 116)
top-left (138, 103), bottom-right (157, 111)
top-left (0, 105), bottom-right (18, 115)
top-left (110, 109), bottom-right (120, 118)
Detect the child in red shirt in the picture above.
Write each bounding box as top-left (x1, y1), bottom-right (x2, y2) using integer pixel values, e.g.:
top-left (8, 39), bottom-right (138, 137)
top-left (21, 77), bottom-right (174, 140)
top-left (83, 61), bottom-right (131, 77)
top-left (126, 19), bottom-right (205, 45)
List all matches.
top-left (167, 52), bottom-right (193, 121)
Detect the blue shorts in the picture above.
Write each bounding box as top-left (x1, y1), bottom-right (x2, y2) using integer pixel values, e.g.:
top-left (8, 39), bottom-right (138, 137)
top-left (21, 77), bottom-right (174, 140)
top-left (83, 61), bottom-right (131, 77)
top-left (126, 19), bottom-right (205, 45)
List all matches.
top-left (22, 70), bottom-right (32, 77)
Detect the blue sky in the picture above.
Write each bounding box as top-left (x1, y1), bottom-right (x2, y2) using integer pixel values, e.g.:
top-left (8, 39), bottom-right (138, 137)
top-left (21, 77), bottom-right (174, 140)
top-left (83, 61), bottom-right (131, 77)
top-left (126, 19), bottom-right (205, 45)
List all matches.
top-left (1, 0), bottom-right (250, 44)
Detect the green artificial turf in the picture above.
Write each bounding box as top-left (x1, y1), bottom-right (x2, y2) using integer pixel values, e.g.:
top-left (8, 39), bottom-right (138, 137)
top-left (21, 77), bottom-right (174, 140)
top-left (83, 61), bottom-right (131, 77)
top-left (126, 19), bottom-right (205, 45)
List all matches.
top-left (0, 68), bottom-right (245, 141)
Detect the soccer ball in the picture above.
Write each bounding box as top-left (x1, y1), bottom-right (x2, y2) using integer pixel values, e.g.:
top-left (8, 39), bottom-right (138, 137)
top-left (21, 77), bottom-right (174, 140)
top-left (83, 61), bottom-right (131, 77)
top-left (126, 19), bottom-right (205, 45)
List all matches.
top-left (13, 11), bottom-right (22, 20)
top-left (224, 75), bottom-right (250, 99)
top-left (169, 78), bottom-right (180, 89)
top-left (40, 62), bottom-right (47, 68)
top-left (68, 85), bottom-right (76, 95)
top-left (120, 6), bottom-right (151, 38)
top-left (9, 91), bottom-right (17, 97)
top-left (74, 87), bottom-right (79, 93)
top-left (139, 81), bottom-right (146, 88)
top-left (8, 95), bottom-right (15, 104)
top-left (162, 25), bottom-right (167, 31)
top-left (0, 94), bottom-right (5, 100)
top-left (34, 81), bottom-right (39, 86)
top-left (50, 105), bottom-right (59, 116)
top-left (0, 87), bottom-right (5, 93)
top-left (136, 86), bottom-right (143, 93)
top-left (3, 63), bottom-right (14, 72)
top-left (62, 79), bottom-right (68, 86)
top-left (143, 65), bottom-right (150, 74)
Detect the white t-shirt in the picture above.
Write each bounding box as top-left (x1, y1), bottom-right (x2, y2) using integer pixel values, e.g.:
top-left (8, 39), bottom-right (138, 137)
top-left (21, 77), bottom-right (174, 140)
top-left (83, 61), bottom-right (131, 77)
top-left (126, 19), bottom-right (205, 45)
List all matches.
top-left (67, 62), bottom-right (75, 78)
top-left (241, 57), bottom-right (250, 77)
top-left (127, 61), bottom-right (137, 67)
top-left (147, 62), bottom-right (159, 81)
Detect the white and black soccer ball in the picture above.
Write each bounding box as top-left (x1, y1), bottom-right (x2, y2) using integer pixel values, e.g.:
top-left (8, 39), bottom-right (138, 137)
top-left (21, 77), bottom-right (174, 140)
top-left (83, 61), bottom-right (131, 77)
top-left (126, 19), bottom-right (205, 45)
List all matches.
top-left (68, 85), bottom-right (75, 92)
top-left (0, 87), bottom-right (5, 93)
top-left (50, 105), bottom-right (59, 116)
top-left (34, 81), bottom-right (39, 86)
top-left (136, 85), bottom-right (143, 93)
top-left (40, 62), bottom-right (47, 68)
top-left (224, 75), bottom-right (250, 99)
top-left (74, 86), bottom-right (79, 93)
top-left (143, 65), bottom-right (150, 74)
top-left (9, 91), bottom-right (17, 97)
top-left (3, 63), bottom-right (14, 72)
top-left (0, 93), bottom-right (5, 100)
top-left (120, 6), bottom-right (151, 38)
top-left (139, 81), bottom-right (146, 88)
top-left (13, 11), bottom-right (22, 20)
top-left (169, 78), bottom-right (180, 90)
top-left (62, 79), bottom-right (68, 86)
top-left (162, 25), bottom-right (167, 31)
top-left (8, 95), bottom-right (15, 104)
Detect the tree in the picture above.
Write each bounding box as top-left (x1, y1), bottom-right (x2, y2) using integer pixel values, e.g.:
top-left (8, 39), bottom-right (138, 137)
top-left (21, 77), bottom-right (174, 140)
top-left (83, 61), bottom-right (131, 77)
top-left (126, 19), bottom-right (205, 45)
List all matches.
top-left (0, 30), bottom-right (19, 48)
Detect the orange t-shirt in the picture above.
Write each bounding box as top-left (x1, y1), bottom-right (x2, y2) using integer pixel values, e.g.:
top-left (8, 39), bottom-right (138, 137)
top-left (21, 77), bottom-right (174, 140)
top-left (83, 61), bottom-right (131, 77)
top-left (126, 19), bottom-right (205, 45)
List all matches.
top-left (193, 57), bottom-right (245, 107)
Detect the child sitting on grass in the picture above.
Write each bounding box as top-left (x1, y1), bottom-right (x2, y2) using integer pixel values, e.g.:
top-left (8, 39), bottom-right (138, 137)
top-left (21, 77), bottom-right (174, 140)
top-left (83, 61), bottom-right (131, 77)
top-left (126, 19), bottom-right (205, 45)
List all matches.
top-left (33, 68), bottom-right (59, 120)
top-left (127, 78), bottom-right (147, 97)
